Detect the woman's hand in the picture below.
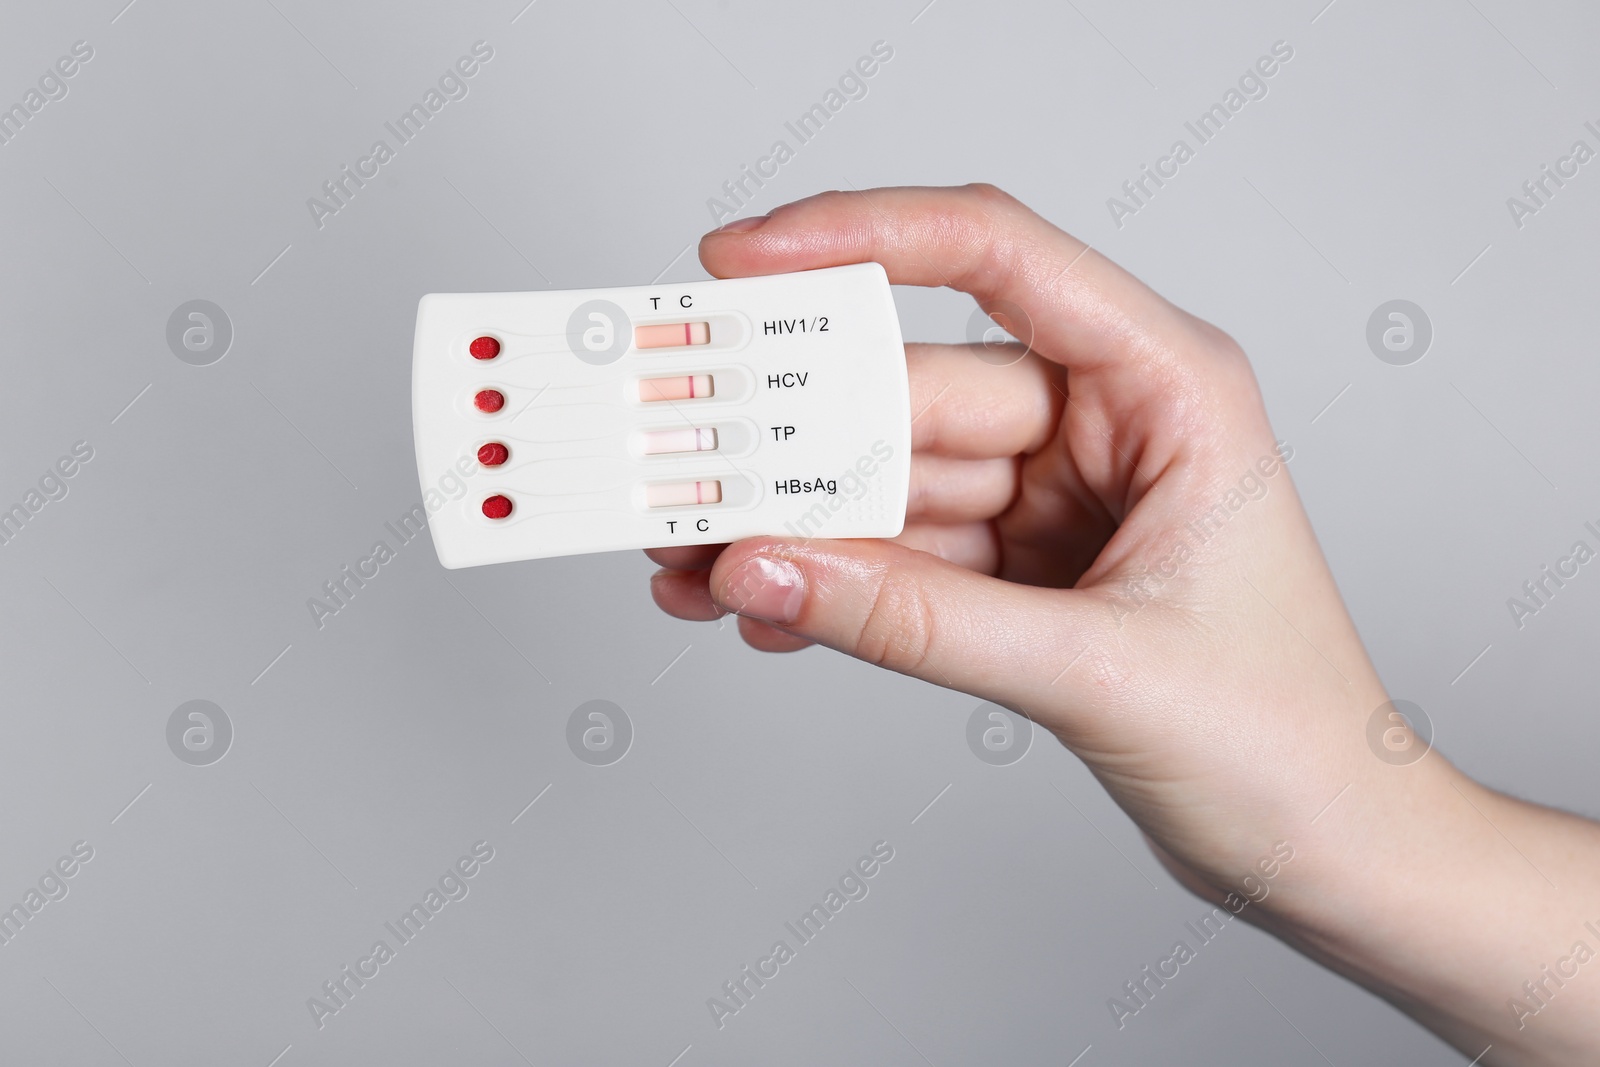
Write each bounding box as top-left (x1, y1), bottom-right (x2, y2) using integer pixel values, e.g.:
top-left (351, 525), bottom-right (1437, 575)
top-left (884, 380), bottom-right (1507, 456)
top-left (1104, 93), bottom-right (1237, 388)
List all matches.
top-left (645, 185), bottom-right (1600, 1063)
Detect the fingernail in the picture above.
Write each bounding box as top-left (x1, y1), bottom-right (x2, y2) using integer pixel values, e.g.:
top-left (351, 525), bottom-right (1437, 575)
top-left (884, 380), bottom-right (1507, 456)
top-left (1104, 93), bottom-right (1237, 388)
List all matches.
top-left (710, 215), bottom-right (769, 235)
top-left (719, 556), bottom-right (803, 624)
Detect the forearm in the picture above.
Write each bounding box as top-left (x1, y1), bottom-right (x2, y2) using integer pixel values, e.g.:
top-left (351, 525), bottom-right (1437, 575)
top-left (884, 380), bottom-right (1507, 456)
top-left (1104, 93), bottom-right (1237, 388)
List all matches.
top-left (1259, 757), bottom-right (1600, 1063)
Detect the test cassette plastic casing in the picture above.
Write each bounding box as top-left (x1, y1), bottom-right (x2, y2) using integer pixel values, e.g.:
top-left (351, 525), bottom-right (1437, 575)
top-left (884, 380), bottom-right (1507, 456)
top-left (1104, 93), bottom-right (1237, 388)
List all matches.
top-left (412, 263), bottom-right (911, 567)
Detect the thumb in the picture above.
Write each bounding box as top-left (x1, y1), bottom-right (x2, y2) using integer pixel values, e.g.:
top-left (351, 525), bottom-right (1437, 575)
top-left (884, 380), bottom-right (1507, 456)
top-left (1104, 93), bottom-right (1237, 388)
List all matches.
top-left (708, 536), bottom-right (1113, 711)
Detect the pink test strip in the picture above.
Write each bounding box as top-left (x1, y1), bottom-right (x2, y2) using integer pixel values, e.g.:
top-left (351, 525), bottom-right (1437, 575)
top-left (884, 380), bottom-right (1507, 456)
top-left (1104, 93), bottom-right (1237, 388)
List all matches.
top-left (638, 374), bottom-right (713, 402)
top-left (646, 480), bottom-right (722, 508)
top-left (641, 427), bottom-right (717, 455)
top-left (634, 322), bottom-right (710, 349)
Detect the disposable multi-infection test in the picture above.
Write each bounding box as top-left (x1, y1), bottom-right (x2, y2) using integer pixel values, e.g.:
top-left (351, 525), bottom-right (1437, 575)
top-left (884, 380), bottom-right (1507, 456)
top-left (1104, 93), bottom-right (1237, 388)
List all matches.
top-left (411, 263), bottom-right (911, 567)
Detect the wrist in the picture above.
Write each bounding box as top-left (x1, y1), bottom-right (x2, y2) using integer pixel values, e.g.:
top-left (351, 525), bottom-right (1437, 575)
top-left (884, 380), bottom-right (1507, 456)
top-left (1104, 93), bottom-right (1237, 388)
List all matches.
top-left (1249, 743), bottom-right (1460, 933)
top-left (1246, 751), bottom-right (1600, 1061)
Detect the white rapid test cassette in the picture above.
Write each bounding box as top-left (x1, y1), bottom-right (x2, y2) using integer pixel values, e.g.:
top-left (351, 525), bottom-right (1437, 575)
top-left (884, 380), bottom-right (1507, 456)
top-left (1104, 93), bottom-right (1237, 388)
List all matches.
top-left (411, 262), bottom-right (911, 567)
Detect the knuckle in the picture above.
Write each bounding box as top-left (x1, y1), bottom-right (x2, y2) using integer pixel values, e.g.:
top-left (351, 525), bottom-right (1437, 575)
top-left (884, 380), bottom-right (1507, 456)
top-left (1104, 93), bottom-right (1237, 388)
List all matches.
top-left (1151, 312), bottom-right (1264, 412)
top-left (1197, 328), bottom-right (1263, 404)
top-left (854, 563), bottom-right (937, 675)
top-left (1169, 307), bottom-right (1249, 367)
top-left (1190, 314), bottom-right (1248, 363)
top-left (903, 462), bottom-right (932, 516)
top-left (963, 182), bottom-right (1018, 209)
top-left (947, 190), bottom-right (1023, 293)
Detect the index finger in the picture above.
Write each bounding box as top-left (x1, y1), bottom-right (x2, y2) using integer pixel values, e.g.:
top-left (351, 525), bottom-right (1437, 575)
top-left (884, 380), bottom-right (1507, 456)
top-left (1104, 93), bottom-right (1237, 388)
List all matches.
top-left (698, 184), bottom-right (1188, 377)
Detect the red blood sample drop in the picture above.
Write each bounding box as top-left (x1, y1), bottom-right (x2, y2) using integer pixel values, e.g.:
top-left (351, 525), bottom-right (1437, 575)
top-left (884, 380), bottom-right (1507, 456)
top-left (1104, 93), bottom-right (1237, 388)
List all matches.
top-left (470, 336), bottom-right (501, 360)
top-left (474, 389), bottom-right (505, 413)
top-left (478, 442), bottom-right (509, 466)
top-left (482, 494), bottom-right (513, 519)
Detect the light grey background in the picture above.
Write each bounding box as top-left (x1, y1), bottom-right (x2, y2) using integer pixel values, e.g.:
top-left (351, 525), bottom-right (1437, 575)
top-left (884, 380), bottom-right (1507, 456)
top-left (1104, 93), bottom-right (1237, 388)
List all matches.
top-left (1, 0), bottom-right (1595, 1063)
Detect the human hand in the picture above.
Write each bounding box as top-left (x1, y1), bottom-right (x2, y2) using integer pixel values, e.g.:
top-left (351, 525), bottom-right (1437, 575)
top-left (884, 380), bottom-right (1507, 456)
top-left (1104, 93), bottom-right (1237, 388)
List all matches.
top-left (645, 185), bottom-right (1600, 1063)
top-left (648, 184), bottom-right (1392, 889)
